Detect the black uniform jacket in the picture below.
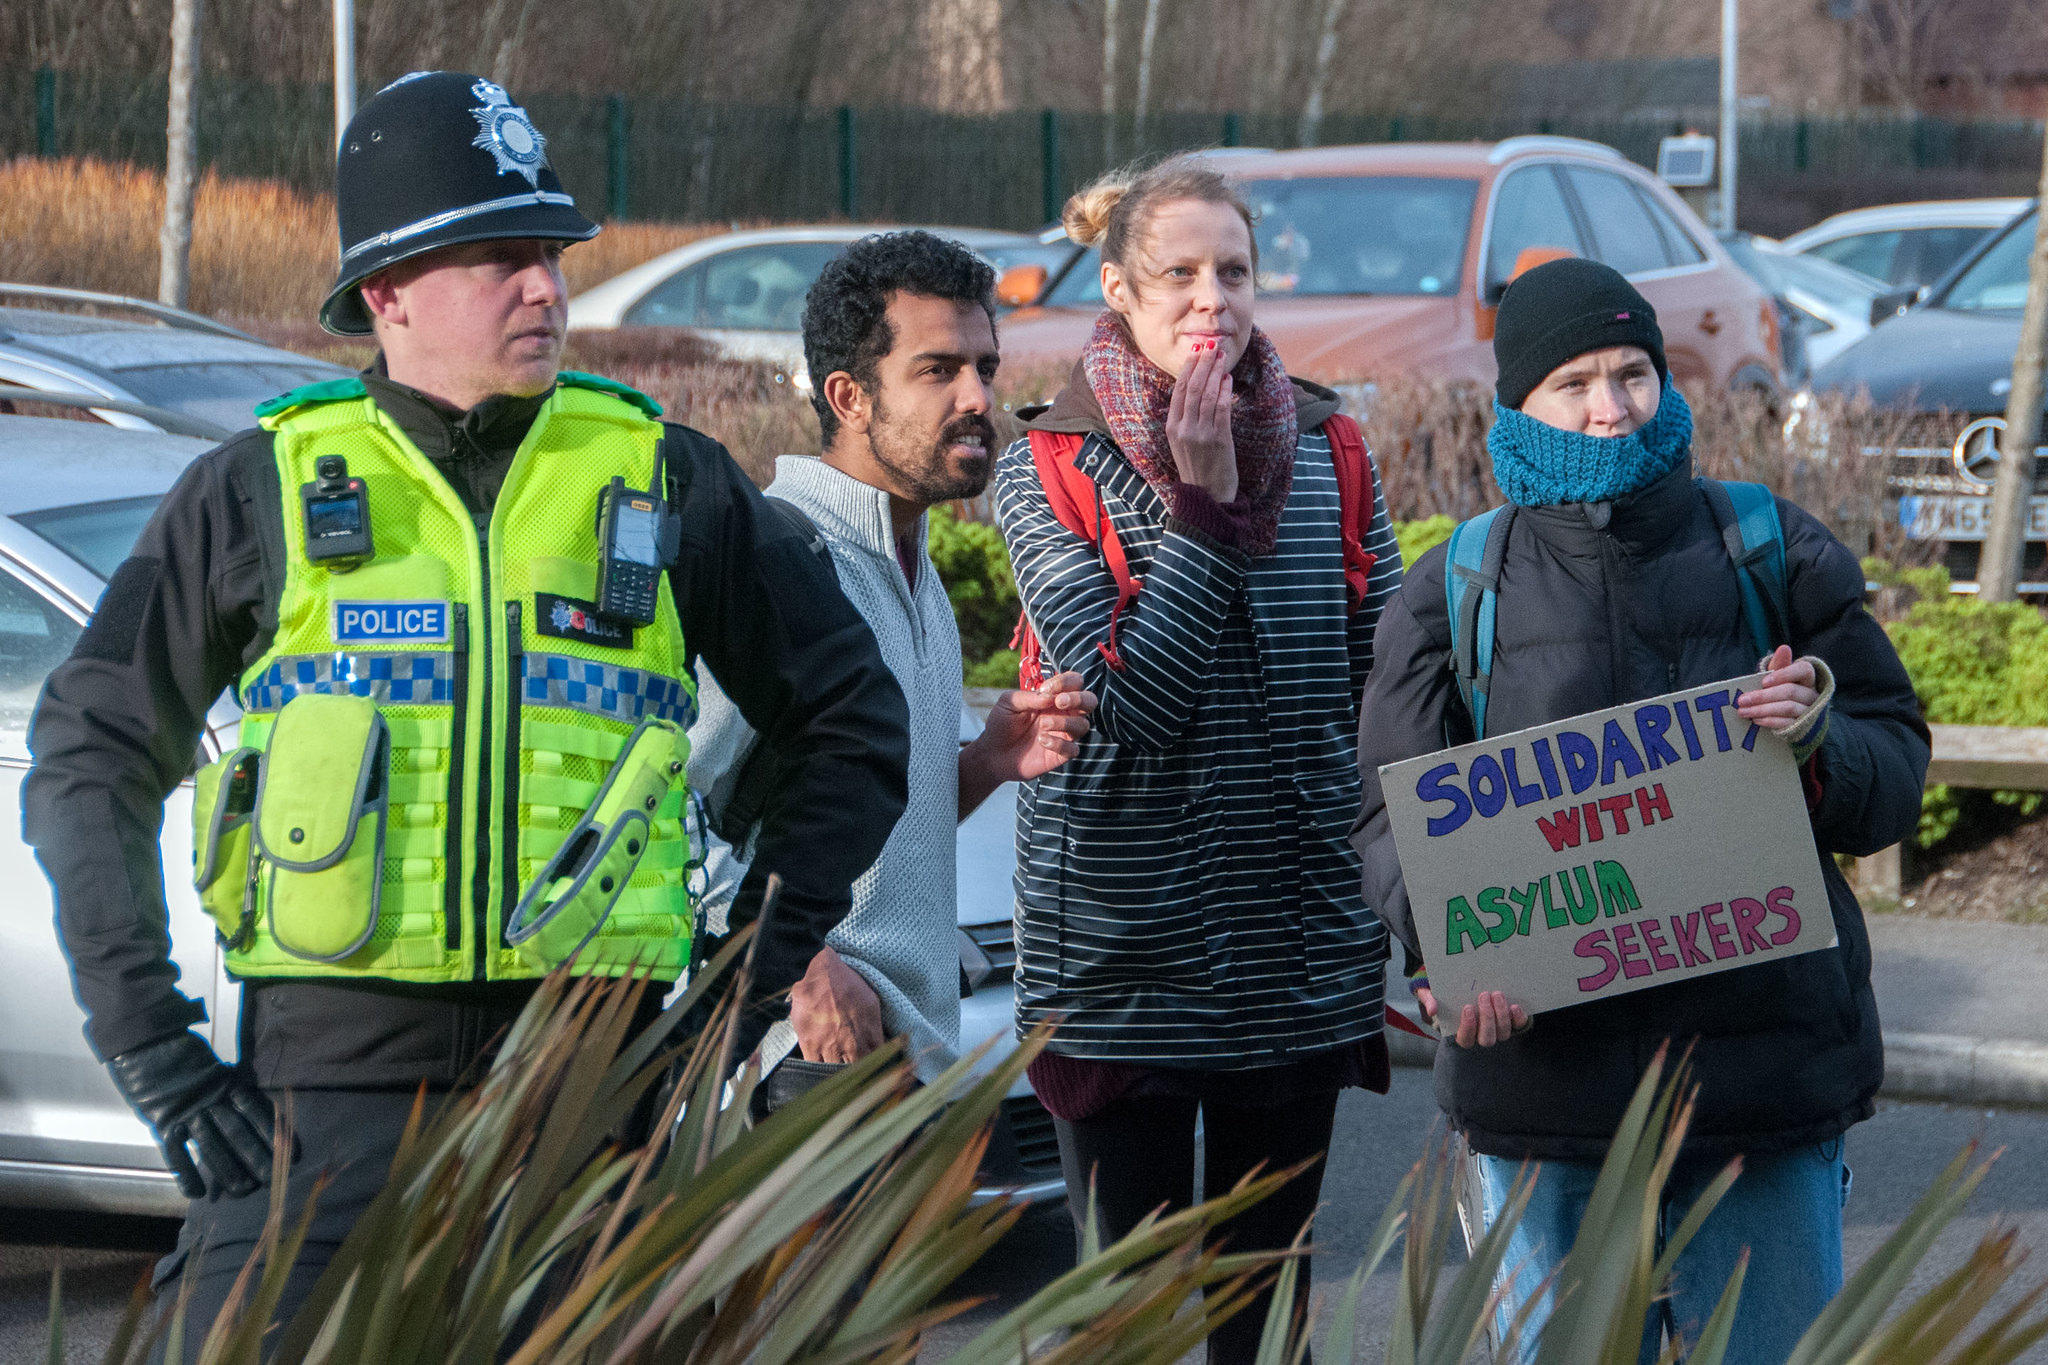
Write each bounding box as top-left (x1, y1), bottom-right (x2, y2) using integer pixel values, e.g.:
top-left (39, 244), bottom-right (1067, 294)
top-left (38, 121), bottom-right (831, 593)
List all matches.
top-left (1351, 462), bottom-right (1929, 1163)
top-left (24, 375), bottom-right (910, 1088)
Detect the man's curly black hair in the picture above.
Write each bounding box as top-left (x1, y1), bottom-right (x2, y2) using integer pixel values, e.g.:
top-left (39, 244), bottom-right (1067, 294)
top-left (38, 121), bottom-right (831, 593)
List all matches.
top-left (801, 230), bottom-right (997, 446)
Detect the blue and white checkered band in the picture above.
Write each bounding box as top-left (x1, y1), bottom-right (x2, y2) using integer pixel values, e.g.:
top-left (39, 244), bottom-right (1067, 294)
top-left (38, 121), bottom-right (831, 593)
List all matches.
top-left (244, 653), bottom-right (456, 713)
top-left (521, 653), bottom-right (696, 727)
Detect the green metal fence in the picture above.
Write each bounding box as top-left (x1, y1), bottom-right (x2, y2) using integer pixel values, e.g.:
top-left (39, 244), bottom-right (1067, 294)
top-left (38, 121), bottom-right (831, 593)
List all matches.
top-left (5, 65), bottom-right (2043, 232)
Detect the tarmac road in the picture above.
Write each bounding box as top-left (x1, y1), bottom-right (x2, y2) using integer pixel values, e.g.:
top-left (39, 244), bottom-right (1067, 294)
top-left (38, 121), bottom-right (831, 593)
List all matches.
top-left (3, 1070), bottom-right (2044, 1363)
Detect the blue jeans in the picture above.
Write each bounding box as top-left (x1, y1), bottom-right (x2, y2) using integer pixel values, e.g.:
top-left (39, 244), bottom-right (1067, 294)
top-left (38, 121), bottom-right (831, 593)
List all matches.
top-left (1474, 1139), bottom-right (1850, 1365)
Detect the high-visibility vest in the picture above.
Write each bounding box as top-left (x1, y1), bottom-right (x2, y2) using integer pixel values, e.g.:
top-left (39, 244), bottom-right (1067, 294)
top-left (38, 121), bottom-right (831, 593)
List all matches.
top-left (189, 373), bottom-right (696, 984)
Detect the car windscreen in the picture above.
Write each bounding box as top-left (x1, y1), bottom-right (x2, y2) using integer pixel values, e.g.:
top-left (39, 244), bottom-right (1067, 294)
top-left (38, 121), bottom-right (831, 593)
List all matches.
top-left (1936, 210), bottom-right (2037, 311)
top-left (113, 361), bottom-right (343, 430)
top-left (15, 495), bottom-right (165, 579)
top-left (1242, 176), bottom-right (1478, 297)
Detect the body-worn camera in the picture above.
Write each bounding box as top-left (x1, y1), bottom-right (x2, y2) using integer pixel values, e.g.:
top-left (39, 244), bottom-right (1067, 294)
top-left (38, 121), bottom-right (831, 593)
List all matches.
top-left (595, 476), bottom-right (673, 625)
top-left (300, 455), bottom-right (374, 570)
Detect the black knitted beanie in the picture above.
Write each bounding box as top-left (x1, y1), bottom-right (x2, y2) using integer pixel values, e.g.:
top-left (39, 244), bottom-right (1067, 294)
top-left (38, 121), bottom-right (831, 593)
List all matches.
top-left (1493, 258), bottom-right (1666, 410)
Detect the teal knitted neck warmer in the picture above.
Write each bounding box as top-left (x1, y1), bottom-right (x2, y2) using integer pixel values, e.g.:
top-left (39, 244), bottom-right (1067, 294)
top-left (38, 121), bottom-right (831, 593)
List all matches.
top-left (1487, 382), bottom-right (1693, 507)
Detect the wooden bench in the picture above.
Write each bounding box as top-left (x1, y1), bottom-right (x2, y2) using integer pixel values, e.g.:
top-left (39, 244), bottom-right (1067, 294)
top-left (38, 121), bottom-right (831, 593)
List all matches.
top-left (1855, 724), bottom-right (2048, 897)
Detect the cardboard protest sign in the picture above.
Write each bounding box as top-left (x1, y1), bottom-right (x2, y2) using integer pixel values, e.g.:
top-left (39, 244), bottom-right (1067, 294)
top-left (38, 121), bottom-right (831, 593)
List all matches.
top-left (1380, 674), bottom-right (1834, 1026)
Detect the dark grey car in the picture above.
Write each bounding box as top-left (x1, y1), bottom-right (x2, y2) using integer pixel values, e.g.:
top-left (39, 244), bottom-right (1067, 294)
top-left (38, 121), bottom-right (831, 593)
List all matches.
top-left (1811, 204), bottom-right (2048, 589)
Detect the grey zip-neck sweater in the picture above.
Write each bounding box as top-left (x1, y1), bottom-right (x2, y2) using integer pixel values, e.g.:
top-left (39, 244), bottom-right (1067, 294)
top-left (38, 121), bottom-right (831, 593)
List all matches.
top-left (689, 456), bottom-right (964, 1080)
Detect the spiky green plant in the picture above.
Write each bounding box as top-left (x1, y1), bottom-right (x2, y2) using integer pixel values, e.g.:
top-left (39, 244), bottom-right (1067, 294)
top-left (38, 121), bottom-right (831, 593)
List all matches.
top-left (56, 967), bottom-right (2048, 1364)
top-left (1256, 1046), bottom-right (2048, 1365)
top-left (82, 928), bottom-right (1299, 1364)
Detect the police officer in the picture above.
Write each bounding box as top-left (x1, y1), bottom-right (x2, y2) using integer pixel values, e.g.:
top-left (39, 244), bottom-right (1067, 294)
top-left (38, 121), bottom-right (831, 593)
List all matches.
top-left (23, 71), bottom-right (908, 1350)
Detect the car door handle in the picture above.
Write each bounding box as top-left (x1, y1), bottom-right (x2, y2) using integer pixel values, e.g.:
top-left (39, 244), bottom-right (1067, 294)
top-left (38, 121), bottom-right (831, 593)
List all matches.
top-left (1699, 310), bottom-right (1723, 335)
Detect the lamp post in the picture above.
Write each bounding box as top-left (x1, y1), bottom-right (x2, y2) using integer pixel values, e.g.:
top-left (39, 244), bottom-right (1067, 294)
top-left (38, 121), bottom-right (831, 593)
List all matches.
top-left (333, 0), bottom-right (354, 151)
top-left (1719, 0), bottom-right (1737, 231)
top-left (158, 0), bottom-right (200, 308)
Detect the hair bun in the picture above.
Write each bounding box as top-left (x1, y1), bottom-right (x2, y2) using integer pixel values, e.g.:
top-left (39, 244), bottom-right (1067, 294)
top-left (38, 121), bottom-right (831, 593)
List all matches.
top-left (1063, 174), bottom-right (1131, 248)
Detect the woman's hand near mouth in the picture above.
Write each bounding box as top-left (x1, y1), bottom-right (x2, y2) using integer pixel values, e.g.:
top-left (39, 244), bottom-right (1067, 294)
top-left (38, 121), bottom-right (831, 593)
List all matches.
top-left (1166, 338), bottom-right (1238, 501)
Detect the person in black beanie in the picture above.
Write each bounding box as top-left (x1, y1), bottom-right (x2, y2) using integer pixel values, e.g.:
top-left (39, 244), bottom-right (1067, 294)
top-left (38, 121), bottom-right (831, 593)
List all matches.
top-left (1349, 256), bottom-right (1929, 1362)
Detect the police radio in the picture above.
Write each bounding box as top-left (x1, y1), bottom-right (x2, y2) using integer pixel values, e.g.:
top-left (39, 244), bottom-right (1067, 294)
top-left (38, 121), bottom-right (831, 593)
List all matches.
top-left (595, 477), bottom-right (670, 626)
top-left (300, 455), bottom-right (374, 571)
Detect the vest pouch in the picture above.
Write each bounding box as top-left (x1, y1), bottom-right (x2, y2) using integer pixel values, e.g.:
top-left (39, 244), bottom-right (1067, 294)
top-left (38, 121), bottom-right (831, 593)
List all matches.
top-left (507, 717), bottom-right (683, 970)
top-left (192, 747), bottom-right (261, 946)
top-left (252, 695), bottom-right (390, 963)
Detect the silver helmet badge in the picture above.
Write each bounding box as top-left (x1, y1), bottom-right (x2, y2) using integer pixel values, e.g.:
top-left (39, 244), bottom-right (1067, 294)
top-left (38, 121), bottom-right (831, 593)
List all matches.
top-left (469, 79), bottom-right (548, 188)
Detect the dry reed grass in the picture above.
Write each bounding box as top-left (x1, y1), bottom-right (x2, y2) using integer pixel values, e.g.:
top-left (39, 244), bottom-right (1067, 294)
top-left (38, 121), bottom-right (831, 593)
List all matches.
top-left (0, 158), bottom-right (1960, 529)
top-left (0, 157), bottom-right (723, 319)
top-left (1349, 375), bottom-right (1944, 565)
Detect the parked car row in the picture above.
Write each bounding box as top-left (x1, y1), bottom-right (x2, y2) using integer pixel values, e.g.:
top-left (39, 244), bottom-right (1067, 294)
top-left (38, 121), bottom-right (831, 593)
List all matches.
top-left (1810, 201), bottom-right (2048, 591)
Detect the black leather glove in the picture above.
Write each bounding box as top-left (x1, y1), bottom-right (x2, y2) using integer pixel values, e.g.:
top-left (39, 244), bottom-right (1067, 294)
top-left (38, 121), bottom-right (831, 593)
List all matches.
top-left (105, 1032), bottom-right (276, 1199)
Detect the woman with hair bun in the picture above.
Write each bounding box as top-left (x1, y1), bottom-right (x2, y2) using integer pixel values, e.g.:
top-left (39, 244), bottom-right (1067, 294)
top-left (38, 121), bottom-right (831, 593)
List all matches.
top-left (994, 155), bottom-right (1402, 1362)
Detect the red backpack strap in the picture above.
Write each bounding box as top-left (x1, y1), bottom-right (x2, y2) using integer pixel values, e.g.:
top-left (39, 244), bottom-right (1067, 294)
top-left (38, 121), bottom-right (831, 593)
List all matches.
top-left (1323, 413), bottom-right (1378, 616)
top-left (1014, 430), bottom-right (1141, 687)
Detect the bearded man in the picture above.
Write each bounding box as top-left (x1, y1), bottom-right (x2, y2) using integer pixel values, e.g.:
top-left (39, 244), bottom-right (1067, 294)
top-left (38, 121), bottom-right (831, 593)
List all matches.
top-left (688, 231), bottom-right (1094, 1108)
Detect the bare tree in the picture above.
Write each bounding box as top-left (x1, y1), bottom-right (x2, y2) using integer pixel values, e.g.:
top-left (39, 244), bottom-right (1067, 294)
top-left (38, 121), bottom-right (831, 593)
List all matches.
top-left (159, 0), bottom-right (200, 308)
top-left (1131, 0), bottom-right (1160, 149)
top-left (1852, 0), bottom-right (1961, 110)
top-left (1978, 130), bottom-right (2048, 601)
top-left (920, 0), bottom-right (1009, 113)
top-left (1296, 0), bottom-right (1349, 146)
top-left (1102, 0), bottom-right (1120, 162)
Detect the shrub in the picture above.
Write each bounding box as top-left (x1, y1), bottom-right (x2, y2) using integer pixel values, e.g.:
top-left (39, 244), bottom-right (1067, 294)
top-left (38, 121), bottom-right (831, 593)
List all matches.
top-left (929, 504), bottom-right (1022, 678)
top-left (80, 982), bottom-right (2048, 1365)
top-left (1867, 560), bottom-right (2048, 848)
top-left (1394, 515), bottom-right (1454, 569)
top-left (91, 936), bottom-right (1295, 1364)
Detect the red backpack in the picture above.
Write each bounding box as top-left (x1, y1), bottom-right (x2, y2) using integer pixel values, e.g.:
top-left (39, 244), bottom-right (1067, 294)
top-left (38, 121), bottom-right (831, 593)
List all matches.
top-left (1010, 415), bottom-right (1434, 1043)
top-left (1013, 413), bottom-right (1380, 688)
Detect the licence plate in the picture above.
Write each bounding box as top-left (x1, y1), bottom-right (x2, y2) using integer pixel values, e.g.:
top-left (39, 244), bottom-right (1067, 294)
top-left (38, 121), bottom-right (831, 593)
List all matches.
top-left (1898, 495), bottom-right (2048, 541)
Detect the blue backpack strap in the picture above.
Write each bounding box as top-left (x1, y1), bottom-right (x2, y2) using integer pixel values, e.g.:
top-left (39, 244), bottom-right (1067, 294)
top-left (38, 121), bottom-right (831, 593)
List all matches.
top-left (1699, 479), bottom-right (1790, 659)
top-left (1444, 505), bottom-right (1516, 741)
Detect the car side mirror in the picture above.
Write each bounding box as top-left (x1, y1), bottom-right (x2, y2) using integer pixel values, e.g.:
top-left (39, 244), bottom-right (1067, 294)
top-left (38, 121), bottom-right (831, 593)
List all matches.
top-left (1869, 285), bottom-right (1924, 327)
top-left (996, 263), bottom-right (1048, 309)
top-left (1511, 245), bottom-right (1575, 283)
top-left (1482, 246), bottom-right (1578, 309)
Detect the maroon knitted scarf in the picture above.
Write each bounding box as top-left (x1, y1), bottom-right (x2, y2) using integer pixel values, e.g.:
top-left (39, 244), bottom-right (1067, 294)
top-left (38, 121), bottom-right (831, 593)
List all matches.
top-left (1080, 311), bottom-right (1300, 556)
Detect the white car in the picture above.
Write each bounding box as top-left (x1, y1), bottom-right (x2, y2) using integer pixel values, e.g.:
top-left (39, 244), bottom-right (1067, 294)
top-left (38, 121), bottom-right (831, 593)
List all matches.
top-left (1779, 199), bottom-right (2028, 292)
top-left (567, 226), bottom-right (1066, 387)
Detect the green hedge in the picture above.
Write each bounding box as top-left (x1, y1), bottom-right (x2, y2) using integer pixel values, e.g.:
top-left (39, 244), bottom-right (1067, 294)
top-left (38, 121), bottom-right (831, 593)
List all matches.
top-left (928, 505), bottom-right (1024, 688)
top-left (930, 537), bottom-right (2048, 851)
top-left (1867, 561), bottom-right (2048, 847)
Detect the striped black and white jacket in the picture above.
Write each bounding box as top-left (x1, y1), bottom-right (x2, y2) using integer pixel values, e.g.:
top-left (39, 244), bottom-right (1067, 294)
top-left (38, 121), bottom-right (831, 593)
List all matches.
top-left (993, 377), bottom-right (1401, 1067)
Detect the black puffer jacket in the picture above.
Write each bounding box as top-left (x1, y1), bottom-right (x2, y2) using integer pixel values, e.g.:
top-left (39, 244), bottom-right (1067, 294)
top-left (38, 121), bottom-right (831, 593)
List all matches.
top-left (1351, 461), bottom-right (1929, 1162)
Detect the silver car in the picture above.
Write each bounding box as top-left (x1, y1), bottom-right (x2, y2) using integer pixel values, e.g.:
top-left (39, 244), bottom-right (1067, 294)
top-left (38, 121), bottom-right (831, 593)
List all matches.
top-left (0, 412), bottom-right (1059, 1213)
top-left (1, 414), bottom-right (229, 1216)
top-left (954, 713), bottom-right (1063, 1205)
top-left (0, 284), bottom-right (351, 439)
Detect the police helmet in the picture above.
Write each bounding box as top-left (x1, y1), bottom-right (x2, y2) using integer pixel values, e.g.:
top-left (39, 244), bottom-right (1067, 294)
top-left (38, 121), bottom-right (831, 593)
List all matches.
top-left (319, 71), bottom-right (599, 336)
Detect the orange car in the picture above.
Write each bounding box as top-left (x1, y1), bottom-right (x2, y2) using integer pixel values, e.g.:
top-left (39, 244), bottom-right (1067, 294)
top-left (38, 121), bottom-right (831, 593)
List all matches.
top-left (994, 137), bottom-right (1780, 394)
